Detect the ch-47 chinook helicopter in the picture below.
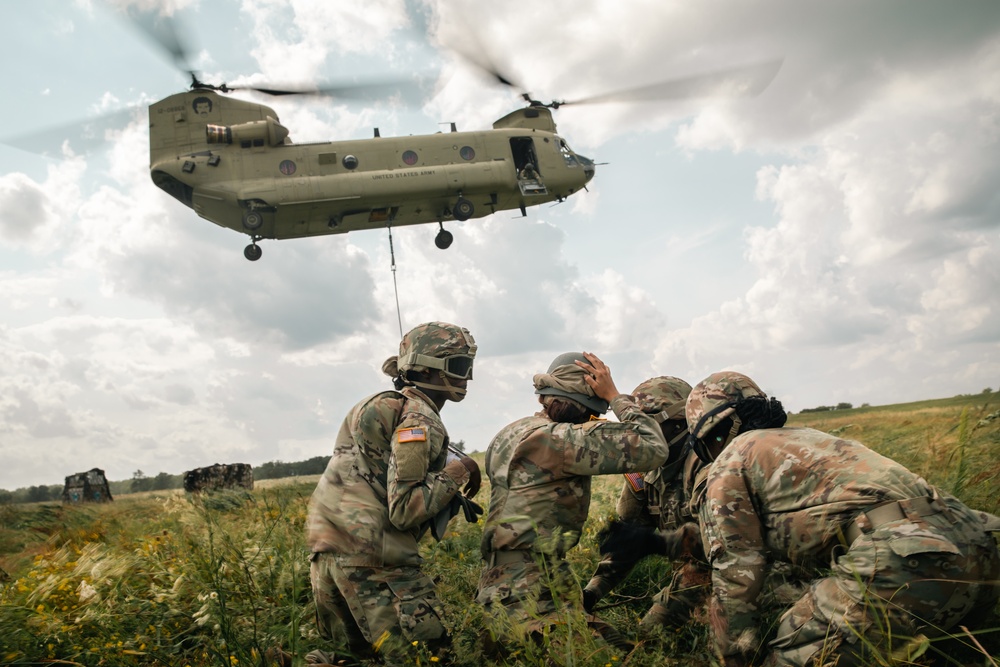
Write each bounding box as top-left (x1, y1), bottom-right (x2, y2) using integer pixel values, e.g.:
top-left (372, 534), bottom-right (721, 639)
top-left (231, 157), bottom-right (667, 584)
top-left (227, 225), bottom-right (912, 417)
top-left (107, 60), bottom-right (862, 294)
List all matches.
top-left (7, 6), bottom-right (781, 262)
top-left (150, 83), bottom-right (596, 261)
top-left (152, 52), bottom-right (782, 262)
top-left (138, 6), bottom-right (780, 261)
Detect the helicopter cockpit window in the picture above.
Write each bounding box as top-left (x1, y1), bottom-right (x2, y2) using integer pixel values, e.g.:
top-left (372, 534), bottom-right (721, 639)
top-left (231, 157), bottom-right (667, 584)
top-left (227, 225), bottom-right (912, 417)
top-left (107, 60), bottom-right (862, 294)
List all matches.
top-left (560, 140), bottom-right (580, 167)
top-left (343, 155), bottom-right (359, 170)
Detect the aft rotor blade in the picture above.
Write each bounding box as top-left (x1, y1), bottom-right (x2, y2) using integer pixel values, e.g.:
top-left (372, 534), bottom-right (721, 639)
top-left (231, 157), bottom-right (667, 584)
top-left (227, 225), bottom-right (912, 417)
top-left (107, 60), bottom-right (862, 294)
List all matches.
top-left (120, 5), bottom-right (197, 78)
top-left (0, 108), bottom-right (142, 157)
top-left (558, 59), bottom-right (784, 106)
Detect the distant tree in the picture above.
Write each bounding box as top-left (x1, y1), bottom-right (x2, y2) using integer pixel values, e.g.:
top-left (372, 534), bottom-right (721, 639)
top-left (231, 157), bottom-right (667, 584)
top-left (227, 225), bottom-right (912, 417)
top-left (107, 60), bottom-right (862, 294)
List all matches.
top-left (983, 387), bottom-right (994, 394)
top-left (26, 485), bottom-right (52, 503)
top-left (0, 489), bottom-right (12, 504)
top-left (861, 403), bottom-right (871, 408)
top-left (835, 402), bottom-right (853, 410)
top-left (800, 406), bottom-right (833, 413)
top-left (131, 470), bottom-right (152, 493)
top-left (451, 439), bottom-right (466, 452)
top-left (151, 472), bottom-right (175, 491)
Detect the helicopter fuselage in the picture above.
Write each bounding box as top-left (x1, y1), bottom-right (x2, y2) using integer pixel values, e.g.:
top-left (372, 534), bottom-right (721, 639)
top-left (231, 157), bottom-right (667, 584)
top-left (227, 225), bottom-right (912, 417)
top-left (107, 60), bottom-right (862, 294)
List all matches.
top-left (149, 91), bottom-right (594, 245)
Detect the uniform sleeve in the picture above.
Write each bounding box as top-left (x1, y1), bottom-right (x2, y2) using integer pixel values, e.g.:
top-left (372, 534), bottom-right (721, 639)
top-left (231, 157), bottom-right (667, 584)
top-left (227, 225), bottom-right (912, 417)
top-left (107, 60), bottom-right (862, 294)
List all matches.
top-left (699, 457), bottom-right (768, 661)
top-left (562, 394), bottom-right (669, 476)
top-left (386, 412), bottom-right (462, 531)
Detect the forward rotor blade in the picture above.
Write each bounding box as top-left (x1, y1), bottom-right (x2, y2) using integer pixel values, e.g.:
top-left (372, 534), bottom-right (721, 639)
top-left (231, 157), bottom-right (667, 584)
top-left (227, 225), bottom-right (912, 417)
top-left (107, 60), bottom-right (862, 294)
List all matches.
top-left (557, 59), bottom-right (784, 107)
top-left (228, 77), bottom-right (429, 104)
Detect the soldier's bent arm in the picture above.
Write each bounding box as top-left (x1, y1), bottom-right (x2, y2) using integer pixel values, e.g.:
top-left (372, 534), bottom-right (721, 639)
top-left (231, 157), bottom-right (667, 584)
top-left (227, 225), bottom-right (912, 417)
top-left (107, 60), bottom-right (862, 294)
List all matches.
top-left (699, 457), bottom-right (768, 660)
top-left (563, 394), bottom-right (669, 476)
top-left (386, 414), bottom-right (464, 531)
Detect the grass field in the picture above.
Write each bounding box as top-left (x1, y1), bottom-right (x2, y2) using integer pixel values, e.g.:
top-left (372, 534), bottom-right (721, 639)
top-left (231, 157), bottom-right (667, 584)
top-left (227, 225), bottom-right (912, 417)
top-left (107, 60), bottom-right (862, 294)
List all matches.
top-left (1, 392), bottom-right (998, 666)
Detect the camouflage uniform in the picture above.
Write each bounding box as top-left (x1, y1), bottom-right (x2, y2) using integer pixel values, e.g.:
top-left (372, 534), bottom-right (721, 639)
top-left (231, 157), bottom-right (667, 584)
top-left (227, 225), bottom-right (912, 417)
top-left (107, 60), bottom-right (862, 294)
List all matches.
top-left (685, 372), bottom-right (1000, 667)
top-left (586, 451), bottom-right (713, 630)
top-left (306, 322), bottom-right (477, 663)
top-left (477, 356), bottom-right (670, 644)
top-left (583, 377), bottom-right (712, 631)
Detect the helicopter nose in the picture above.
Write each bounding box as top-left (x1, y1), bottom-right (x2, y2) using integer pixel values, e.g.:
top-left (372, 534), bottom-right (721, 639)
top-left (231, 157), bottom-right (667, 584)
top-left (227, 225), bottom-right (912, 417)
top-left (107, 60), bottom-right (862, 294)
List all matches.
top-left (578, 154), bottom-right (596, 182)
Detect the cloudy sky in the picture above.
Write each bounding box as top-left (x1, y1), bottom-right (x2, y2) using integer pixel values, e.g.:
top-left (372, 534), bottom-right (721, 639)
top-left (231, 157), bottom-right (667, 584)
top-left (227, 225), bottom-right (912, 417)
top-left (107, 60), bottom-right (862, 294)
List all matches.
top-left (1, 0), bottom-right (998, 491)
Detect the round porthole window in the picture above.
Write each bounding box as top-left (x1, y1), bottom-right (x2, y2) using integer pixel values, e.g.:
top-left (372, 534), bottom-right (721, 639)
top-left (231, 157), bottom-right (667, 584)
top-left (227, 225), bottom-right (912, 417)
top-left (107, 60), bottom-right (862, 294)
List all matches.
top-left (343, 155), bottom-right (359, 170)
top-left (460, 146), bottom-right (475, 160)
top-left (402, 150), bottom-right (418, 165)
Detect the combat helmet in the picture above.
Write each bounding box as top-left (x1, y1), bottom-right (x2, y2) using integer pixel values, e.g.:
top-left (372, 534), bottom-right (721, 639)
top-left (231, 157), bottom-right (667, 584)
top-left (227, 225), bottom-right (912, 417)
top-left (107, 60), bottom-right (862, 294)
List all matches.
top-left (631, 376), bottom-right (692, 447)
top-left (533, 352), bottom-right (609, 414)
top-left (383, 322), bottom-right (477, 400)
top-left (685, 371), bottom-right (765, 462)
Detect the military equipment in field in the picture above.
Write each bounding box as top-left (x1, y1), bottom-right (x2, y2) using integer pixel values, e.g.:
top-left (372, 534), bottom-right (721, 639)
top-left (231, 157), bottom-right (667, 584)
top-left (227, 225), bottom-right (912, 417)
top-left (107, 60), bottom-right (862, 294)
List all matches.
top-left (183, 462), bottom-right (254, 493)
top-left (63, 467), bottom-right (114, 503)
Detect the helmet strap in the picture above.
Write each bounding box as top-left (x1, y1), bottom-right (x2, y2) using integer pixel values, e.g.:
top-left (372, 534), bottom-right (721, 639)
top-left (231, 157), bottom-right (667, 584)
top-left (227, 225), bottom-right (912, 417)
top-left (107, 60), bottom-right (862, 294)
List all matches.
top-left (407, 370), bottom-right (467, 402)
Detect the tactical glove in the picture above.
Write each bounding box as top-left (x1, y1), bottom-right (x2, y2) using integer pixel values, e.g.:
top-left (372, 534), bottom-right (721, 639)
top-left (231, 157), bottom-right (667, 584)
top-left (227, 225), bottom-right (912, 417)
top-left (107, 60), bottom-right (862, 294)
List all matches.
top-left (430, 494), bottom-right (484, 541)
top-left (598, 520), bottom-right (701, 561)
top-left (443, 449), bottom-right (481, 498)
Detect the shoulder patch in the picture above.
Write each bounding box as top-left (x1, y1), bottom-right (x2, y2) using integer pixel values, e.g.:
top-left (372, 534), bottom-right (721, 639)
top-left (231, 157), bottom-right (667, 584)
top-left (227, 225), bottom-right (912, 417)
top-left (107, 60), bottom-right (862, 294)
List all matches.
top-left (624, 472), bottom-right (645, 493)
top-left (396, 427), bottom-right (427, 443)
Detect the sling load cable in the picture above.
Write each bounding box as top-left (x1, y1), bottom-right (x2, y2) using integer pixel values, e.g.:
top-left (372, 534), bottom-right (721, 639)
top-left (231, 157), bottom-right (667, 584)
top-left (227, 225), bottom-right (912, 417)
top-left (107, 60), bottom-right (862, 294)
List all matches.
top-left (387, 224), bottom-right (404, 338)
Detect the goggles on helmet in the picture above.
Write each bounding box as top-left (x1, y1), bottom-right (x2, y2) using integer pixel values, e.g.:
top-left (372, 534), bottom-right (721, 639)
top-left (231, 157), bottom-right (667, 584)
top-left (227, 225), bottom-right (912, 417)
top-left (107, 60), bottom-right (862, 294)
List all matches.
top-left (404, 353), bottom-right (475, 380)
top-left (688, 401), bottom-right (739, 463)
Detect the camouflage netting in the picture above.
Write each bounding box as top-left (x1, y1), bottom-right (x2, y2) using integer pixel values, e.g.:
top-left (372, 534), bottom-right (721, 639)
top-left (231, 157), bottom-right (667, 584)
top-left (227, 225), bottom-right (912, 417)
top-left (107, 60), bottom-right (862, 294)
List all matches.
top-left (183, 463), bottom-right (254, 493)
top-left (62, 467), bottom-right (113, 503)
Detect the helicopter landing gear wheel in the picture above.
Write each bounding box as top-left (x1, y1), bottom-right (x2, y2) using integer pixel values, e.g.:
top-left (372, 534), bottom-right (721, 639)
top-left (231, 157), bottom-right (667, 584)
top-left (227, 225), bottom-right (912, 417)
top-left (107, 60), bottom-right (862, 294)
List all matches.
top-left (244, 242), bottom-right (263, 261)
top-left (435, 223), bottom-right (453, 250)
top-left (453, 196), bottom-right (474, 221)
top-left (243, 209), bottom-right (264, 231)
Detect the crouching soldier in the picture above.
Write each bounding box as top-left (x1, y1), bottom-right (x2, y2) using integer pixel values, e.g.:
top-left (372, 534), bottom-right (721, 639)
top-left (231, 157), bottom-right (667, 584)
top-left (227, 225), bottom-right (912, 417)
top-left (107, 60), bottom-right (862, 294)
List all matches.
top-left (680, 371), bottom-right (1000, 667)
top-left (582, 376), bottom-right (713, 634)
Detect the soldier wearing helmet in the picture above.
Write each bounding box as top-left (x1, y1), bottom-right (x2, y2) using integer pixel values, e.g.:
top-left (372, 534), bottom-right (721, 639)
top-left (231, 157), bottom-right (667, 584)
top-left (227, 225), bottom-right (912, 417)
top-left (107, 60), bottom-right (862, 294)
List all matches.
top-left (679, 371), bottom-right (1000, 667)
top-left (582, 376), bottom-right (712, 633)
top-left (476, 351), bottom-right (670, 654)
top-left (304, 322), bottom-right (482, 665)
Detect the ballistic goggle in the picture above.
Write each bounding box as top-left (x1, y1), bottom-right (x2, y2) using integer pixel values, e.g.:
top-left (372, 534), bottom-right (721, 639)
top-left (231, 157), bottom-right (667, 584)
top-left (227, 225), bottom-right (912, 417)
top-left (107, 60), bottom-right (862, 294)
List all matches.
top-left (400, 353), bottom-right (475, 380)
top-left (687, 400), bottom-right (740, 463)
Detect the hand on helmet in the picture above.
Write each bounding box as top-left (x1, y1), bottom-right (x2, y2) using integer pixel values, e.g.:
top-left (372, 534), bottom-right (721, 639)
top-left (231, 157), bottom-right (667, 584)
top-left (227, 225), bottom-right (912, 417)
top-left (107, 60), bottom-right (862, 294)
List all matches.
top-left (577, 352), bottom-right (620, 403)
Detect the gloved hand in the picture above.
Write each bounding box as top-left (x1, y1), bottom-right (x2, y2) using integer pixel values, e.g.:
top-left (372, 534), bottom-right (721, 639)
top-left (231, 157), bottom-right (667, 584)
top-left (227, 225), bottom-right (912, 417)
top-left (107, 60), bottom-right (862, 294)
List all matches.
top-left (430, 494), bottom-right (484, 541)
top-left (459, 455), bottom-right (481, 498)
top-left (457, 494), bottom-right (483, 523)
top-left (446, 445), bottom-right (481, 498)
top-left (598, 520), bottom-right (700, 561)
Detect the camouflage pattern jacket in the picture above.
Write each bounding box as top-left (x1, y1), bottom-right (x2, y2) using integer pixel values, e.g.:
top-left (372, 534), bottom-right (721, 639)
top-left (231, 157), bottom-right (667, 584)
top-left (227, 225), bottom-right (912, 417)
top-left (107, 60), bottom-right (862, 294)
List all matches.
top-left (307, 387), bottom-right (465, 567)
top-left (695, 426), bottom-right (969, 658)
top-left (481, 394), bottom-right (669, 558)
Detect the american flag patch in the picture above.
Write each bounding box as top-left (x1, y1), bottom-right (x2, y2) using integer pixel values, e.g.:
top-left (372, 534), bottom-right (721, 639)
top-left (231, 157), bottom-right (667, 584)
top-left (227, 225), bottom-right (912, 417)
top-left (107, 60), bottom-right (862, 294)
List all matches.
top-left (624, 472), bottom-right (645, 493)
top-left (396, 427), bottom-right (427, 443)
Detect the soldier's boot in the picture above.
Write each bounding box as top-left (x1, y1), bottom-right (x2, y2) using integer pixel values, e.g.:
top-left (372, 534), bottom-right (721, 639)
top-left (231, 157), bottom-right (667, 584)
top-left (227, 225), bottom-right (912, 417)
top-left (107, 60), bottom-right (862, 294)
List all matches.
top-left (587, 615), bottom-right (635, 653)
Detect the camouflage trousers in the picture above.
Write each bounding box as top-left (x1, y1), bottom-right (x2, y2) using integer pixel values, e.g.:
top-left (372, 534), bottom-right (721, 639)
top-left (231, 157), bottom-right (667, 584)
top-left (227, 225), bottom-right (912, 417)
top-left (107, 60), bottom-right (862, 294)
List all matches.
top-left (309, 552), bottom-right (450, 662)
top-left (764, 500), bottom-right (1000, 667)
top-left (476, 551), bottom-right (631, 655)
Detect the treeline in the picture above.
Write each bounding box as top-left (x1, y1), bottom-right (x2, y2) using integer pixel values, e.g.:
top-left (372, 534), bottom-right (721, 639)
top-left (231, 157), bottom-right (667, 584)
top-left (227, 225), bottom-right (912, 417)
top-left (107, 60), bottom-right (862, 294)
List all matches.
top-left (799, 402), bottom-right (860, 413)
